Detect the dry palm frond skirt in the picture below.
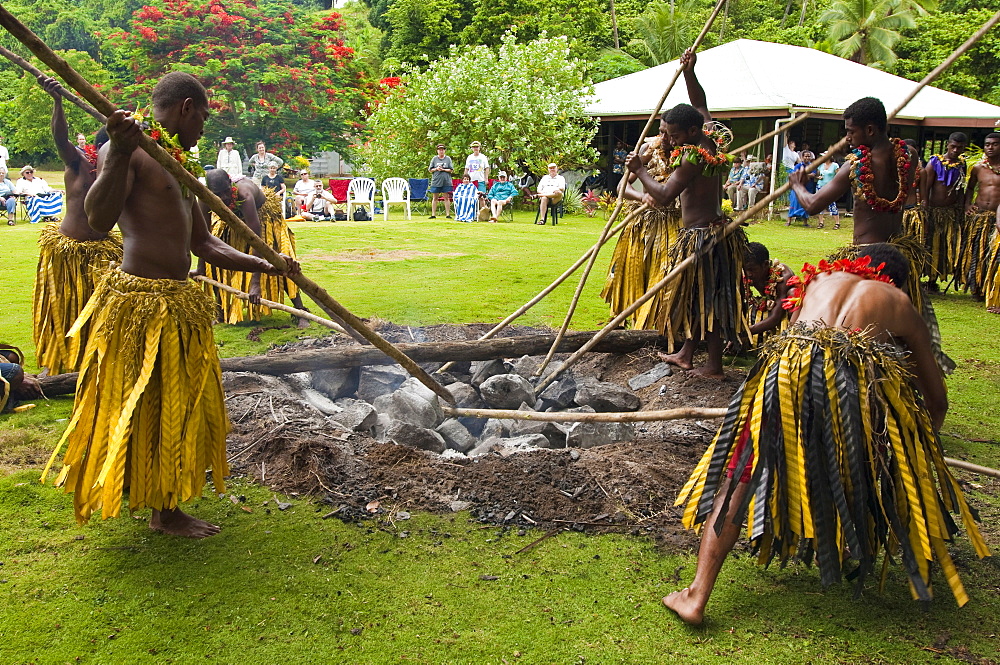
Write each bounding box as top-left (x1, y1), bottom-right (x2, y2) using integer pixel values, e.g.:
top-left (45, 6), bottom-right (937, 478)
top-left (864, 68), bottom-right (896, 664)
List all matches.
top-left (829, 234), bottom-right (954, 374)
top-left (655, 222), bottom-right (749, 347)
top-left (601, 203), bottom-right (681, 329)
top-left (900, 205), bottom-right (927, 245)
top-left (677, 324), bottom-right (990, 605)
top-left (205, 192), bottom-right (299, 324)
top-left (32, 224), bottom-right (123, 374)
top-left (926, 205), bottom-right (962, 281)
top-left (955, 210), bottom-right (996, 294)
top-left (42, 270), bottom-right (229, 523)
top-left (984, 230), bottom-right (1000, 312)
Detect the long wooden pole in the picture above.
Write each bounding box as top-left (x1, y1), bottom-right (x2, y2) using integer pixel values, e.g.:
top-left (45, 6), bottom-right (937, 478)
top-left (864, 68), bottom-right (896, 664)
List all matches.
top-left (0, 6), bottom-right (456, 406)
top-left (0, 45), bottom-right (105, 122)
top-left (444, 406), bottom-right (726, 422)
top-left (944, 457), bottom-right (1000, 480)
top-left (436, 204), bottom-right (647, 373)
top-left (533, 9), bottom-right (1000, 396)
top-left (534, 0), bottom-right (728, 378)
top-left (192, 275), bottom-right (350, 335)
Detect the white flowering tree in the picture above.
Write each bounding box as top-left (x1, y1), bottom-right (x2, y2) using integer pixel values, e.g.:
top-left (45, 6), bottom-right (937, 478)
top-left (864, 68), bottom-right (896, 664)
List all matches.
top-left (359, 33), bottom-right (599, 180)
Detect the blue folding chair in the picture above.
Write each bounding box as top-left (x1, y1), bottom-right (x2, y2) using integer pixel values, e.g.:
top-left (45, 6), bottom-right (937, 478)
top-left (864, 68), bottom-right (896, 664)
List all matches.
top-left (408, 178), bottom-right (429, 214)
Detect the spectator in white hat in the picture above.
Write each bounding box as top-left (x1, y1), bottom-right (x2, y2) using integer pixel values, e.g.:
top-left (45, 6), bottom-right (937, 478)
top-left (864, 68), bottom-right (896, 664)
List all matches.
top-left (486, 171), bottom-right (518, 222)
top-left (216, 136), bottom-right (243, 179)
top-left (535, 162), bottom-right (565, 224)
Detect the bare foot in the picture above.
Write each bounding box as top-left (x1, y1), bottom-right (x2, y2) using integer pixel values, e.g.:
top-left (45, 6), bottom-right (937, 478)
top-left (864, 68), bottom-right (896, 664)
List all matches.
top-left (295, 316), bottom-right (311, 329)
top-left (663, 588), bottom-right (705, 626)
top-left (690, 366), bottom-right (725, 380)
top-left (657, 351), bottom-right (693, 370)
top-left (150, 508), bottom-right (221, 538)
top-left (988, 307), bottom-right (1000, 315)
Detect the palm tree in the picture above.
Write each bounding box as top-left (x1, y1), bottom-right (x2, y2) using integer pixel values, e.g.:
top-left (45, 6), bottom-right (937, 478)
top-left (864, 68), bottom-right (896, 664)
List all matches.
top-left (820, 0), bottom-right (919, 68)
top-left (626, 0), bottom-right (702, 67)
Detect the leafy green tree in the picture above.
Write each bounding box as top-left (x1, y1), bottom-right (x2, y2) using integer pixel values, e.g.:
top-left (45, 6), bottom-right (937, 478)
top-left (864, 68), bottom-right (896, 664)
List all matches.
top-left (107, 0), bottom-right (362, 155)
top-left (360, 33), bottom-right (598, 179)
top-left (460, 0), bottom-right (610, 60)
top-left (820, 0), bottom-right (917, 68)
top-left (591, 49), bottom-right (647, 83)
top-left (625, 0), bottom-right (707, 67)
top-left (380, 0), bottom-right (473, 66)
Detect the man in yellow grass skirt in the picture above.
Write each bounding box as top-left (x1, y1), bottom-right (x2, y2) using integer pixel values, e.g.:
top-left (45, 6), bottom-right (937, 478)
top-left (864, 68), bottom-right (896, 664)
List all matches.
top-left (664, 244), bottom-right (989, 626)
top-left (32, 76), bottom-right (123, 375)
top-left (961, 133), bottom-right (1000, 301)
top-left (624, 48), bottom-right (748, 379)
top-left (920, 133), bottom-right (968, 288)
top-left (42, 72), bottom-right (299, 537)
top-left (198, 168), bottom-right (309, 328)
top-left (791, 97), bottom-right (955, 374)
top-left (600, 130), bottom-right (680, 330)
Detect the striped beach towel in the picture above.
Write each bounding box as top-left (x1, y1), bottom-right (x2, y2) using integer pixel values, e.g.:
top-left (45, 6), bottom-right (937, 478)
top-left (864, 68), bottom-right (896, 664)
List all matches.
top-left (453, 183), bottom-right (478, 222)
top-left (25, 192), bottom-right (63, 224)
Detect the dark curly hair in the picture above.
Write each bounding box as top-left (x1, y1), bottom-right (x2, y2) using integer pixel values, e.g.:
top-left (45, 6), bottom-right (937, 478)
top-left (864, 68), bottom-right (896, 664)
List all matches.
top-left (661, 103), bottom-right (704, 131)
top-left (843, 97), bottom-right (887, 132)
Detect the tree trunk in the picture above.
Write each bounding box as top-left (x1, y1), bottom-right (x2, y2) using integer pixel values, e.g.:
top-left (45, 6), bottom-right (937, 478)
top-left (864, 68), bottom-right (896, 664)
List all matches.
top-left (781, 0), bottom-right (794, 27)
top-left (798, 0), bottom-right (808, 27)
top-left (38, 330), bottom-right (669, 395)
top-left (610, 0), bottom-right (620, 50)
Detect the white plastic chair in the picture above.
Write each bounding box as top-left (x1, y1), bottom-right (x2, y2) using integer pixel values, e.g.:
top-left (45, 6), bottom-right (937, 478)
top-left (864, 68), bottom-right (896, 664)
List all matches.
top-left (346, 177), bottom-right (376, 219)
top-left (380, 177), bottom-right (411, 221)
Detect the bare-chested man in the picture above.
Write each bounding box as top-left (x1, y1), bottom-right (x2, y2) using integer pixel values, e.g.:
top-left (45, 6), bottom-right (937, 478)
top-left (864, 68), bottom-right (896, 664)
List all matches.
top-left (44, 72), bottom-right (299, 538)
top-left (742, 241), bottom-right (793, 343)
top-left (921, 132), bottom-right (968, 286)
top-left (199, 169), bottom-right (310, 328)
top-left (960, 133), bottom-right (1000, 298)
top-left (625, 48), bottom-right (748, 378)
top-left (789, 97), bottom-right (954, 374)
top-left (664, 244), bottom-right (989, 625)
top-left (601, 109), bottom-right (681, 330)
top-left (32, 76), bottom-right (124, 374)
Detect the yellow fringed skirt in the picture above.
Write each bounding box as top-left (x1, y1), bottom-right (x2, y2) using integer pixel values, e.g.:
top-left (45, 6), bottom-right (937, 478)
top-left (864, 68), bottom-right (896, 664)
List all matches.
top-left (600, 204), bottom-right (681, 330)
top-left (32, 224), bottom-right (123, 374)
top-left (926, 205), bottom-right (963, 281)
top-left (655, 222), bottom-right (749, 348)
top-left (42, 270), bottom-right (230, 523)
top-left (205, 192), bottom-right (299, 324)
top-left (955, 210), bottom-right (996, 294)
top-left (901, 205), bottom-right (927, 245)
top-left (676, 324), bottom-right (990, 605)
top-left (984, 230), bottom-right (1000, 312)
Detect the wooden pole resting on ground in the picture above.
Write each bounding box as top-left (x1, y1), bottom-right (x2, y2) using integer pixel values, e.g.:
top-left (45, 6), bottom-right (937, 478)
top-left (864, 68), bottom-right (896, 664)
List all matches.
top-left (444, 406), bottom-right (727, 422)
top-left (0, 6), bottom-right (456, 406)
top-left (532, 9), bottom-right (1000, 396)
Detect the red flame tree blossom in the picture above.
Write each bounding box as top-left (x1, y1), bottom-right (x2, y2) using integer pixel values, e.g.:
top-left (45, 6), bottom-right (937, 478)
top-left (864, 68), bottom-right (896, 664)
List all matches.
top-left (110, 0), bottom-right (362, 155)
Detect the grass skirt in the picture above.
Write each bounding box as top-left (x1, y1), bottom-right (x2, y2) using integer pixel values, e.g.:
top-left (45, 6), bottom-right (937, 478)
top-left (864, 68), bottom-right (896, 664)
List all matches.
top-left (829, 234), bottom-right (954, 374)
top-left (600, 203), bottom-right (681, 329)
top-left (32, 224), bottom-right (123, 374)
top-left (984, 231), bottom-right (1000, 312)
top-left (205, 191), bottom-right (299, 323)
top-left (43, 270), bottom-right (229, 523)
top-left (901, 206), bottom-right (927, 245)
top-left (655, 222), bottom-right (749, 347)
top-left (926, 205), bottom-right (962, 281)
top-left (955, 210), bottom-right (996, 294)
top-left (676, 324), bottom-right (989, 605)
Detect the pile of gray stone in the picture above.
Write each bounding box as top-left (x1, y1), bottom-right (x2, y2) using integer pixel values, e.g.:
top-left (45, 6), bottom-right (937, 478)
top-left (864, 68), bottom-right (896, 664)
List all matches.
top-left (262, 357), bottom-right (673, 458)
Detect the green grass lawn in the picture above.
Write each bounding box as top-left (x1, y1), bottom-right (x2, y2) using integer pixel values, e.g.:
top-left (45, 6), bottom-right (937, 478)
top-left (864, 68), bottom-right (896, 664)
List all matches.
top-left (2, 207), bottom-right (999, 663)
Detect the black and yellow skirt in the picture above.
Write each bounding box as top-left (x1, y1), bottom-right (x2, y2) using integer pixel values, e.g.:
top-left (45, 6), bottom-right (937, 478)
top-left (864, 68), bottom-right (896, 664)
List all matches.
top-left (956, 210), bottom-right (996, 294)
top-left (926, 205), bottom-right (962, 281)
top-left (43, 270), bottom-right (230, 523)
top-left (32, 224), bottom-right (123, 374)
top-left (677, 324), bottom-right (990, 605)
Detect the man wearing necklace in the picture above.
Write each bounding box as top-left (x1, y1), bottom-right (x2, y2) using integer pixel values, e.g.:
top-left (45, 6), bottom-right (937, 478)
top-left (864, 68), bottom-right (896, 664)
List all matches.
top-left (789, 97), bottom-right (954, 374)
top-left (742, 241), bottom-right (794, 344)
top-left (960, 133), bottom-right (1000, 300)
top-left (921, 132), bottom-right (968, 288)
top-left (198, 169), bottom-right (309, 329)
top-left (31, 76), bottom-right (123, 375)
top-left (45, 72), bottom-right (299, 538)
top-left (625, 48), bottom-right (748, 379)
top-left (664, 243), bottom-right (989, 626)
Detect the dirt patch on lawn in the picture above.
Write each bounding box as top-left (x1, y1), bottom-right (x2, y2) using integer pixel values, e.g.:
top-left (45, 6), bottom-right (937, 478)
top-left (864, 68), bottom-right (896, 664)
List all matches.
top-left (306, 249), bottom-right (467, 262)
top-left (225, 322), bottom-right (746, 549)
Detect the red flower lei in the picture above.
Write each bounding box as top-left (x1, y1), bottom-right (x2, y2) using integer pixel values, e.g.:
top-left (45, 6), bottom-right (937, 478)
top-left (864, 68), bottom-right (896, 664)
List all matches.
top-left (781, 255), bottom-right (892, 311)
top-left (228, 184), bottom-right (243, 212)
top-left (83, 144), bottom-right (98, 166)
top-left (743, 260), bottom-right (784, 314)
top-left (848, 138), bottom-right (911, 213)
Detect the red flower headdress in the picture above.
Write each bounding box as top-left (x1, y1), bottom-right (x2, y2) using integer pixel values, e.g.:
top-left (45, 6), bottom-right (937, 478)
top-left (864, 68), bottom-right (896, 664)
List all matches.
top-left (781, 255), bottom-right (892, 311)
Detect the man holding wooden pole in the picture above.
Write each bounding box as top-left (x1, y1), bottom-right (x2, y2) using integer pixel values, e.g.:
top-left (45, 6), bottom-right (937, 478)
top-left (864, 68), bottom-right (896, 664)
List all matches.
top-left (42, 72), bottom-right (299, 538)
top-left (624, 48), bottom-right (748, 378)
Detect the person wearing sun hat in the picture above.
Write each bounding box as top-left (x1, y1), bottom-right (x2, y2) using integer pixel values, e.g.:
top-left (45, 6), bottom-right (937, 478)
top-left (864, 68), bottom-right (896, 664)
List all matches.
top-left (215, 136), bottom-right (243, 179)
top-left (464, 141), bottom-right (490, 193)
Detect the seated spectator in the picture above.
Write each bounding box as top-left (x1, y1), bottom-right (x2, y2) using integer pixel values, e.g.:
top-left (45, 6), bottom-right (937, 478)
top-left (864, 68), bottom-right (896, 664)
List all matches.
top-left (302, 181), bottom-right (336, 221)
top-left (15, 165), bottom-right (61, 224)
top-left (453, 175), bottom-right (479, 223)
top-left (0, 166), bottom-right (16, 225)
top-left (737, 159), bottom-right (766, 211)
top-left (260, 163), bottom-right (286, 197)
top-left (486, 171), bottom-right (518, 222)
top-left (515, 161), bottom-right (537, 199)
top-left (248, 141), bottom-right (284, 184)
top-left (724, 157), bottom-right (745, 208)
top-left (535, 162), bottom-right (565, 225)
top-left (292, 170), bottom-right (315, 211)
